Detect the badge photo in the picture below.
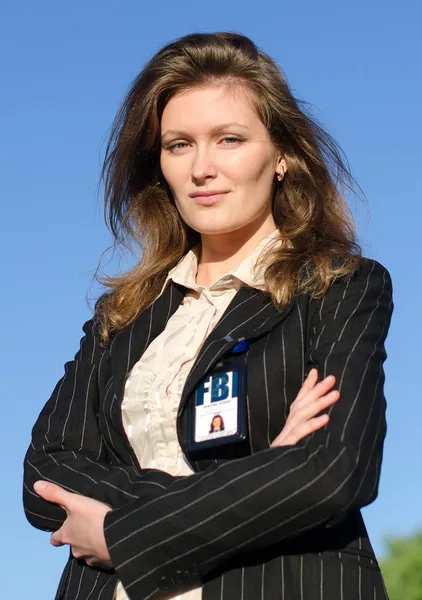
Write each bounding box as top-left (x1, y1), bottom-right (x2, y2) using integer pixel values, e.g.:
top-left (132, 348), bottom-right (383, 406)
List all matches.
top-left (187, 362), bottom-right (248, 451)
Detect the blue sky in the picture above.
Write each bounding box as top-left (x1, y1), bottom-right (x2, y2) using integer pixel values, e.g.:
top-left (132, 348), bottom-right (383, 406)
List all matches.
top-left (1, 1), bottom-right (421, 598)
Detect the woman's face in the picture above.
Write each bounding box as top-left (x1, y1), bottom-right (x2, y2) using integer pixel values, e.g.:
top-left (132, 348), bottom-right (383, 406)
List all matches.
top-left (160, 84), bottom-right (285, 238)
top-left (213, 416), bottom-right (222, 431)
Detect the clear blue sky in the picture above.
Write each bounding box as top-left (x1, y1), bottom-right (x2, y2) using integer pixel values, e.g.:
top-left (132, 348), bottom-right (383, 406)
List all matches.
top-left (1, 1), bottom-right (421, 598)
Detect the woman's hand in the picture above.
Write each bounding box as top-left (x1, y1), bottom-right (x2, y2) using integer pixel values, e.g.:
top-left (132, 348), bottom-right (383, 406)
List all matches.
top-left (33, 481), bottom-right (113, 569)
top-left (270, 369), bottom-right (339, 448)
top-left (32, 371), bottom-right (337, 564)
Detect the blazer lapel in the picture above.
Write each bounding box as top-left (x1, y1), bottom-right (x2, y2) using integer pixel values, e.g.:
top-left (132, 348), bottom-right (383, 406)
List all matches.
top-left (110, 282), bottom-right (187, 401)
top-left (178, 286), bottom-right (296, 417)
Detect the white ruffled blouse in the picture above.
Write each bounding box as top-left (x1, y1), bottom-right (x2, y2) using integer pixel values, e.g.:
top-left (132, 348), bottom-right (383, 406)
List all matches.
top-left (114, 231), bottom-right (278, 600)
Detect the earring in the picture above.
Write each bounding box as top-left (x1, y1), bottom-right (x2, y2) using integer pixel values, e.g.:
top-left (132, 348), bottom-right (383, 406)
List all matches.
top-left (276, 166), bottom-right (285, 182)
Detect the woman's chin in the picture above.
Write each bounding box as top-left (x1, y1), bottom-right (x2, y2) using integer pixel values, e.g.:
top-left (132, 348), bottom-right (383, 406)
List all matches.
top-left (186, 217), bottom-right (247, 238)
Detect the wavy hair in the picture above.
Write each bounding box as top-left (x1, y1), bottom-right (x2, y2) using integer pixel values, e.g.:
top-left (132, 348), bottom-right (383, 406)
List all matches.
top-left (96, 31), bottom-right (361, 344)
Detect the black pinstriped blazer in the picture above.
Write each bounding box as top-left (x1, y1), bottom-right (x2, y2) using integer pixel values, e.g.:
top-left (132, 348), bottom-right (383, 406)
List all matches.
top-left (23, 257), bottom-right (393, 600)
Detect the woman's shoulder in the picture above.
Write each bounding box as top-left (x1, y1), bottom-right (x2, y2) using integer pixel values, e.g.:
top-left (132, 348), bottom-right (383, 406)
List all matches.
top-left (302, 255), bottom-right (394, 348)
top-left (306, 256), bottom-right (393, 319)
top-left (65, 295), bottom-right (113, 359)
top-left (345, 257), bottom-right (393, 303)
top-left (331, 255), bottom-right (392, 292)
top-left (353, 256), bottom-right (392, 280)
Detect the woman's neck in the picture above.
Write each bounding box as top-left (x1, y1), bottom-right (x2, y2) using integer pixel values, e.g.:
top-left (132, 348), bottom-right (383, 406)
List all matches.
top-left (196, 218), bottom-right (277, 287)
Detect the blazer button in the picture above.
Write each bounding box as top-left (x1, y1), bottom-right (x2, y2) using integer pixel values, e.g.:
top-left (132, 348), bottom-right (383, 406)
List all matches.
top-left (157, 575), bottom-right (172, 590)
top-left (174, 569), bottom-right (187, 585)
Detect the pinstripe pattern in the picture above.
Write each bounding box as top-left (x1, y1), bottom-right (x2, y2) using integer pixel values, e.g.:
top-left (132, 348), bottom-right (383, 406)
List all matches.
top-left (23, 259), bottom-right (392, 599)
top-left (320, 556), bottom-right (323, 600)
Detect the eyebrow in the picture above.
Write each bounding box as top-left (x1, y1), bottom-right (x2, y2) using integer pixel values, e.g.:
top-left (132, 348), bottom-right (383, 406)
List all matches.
top-left (161, 122), bottom-right (249, 140)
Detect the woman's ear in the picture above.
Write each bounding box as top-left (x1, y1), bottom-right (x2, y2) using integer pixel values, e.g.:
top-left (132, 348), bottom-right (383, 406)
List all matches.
top-left (276, 155), bottom-right (288, 179)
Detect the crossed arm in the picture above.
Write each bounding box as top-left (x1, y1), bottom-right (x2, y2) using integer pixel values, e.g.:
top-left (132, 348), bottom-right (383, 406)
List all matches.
top-left (31, 367), bottom-right (337, 572)
top-left (24, 259), bottom-right (393, 599)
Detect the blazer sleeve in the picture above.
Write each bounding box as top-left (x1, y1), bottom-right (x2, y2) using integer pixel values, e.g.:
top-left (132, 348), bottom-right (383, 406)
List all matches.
top-left (102, 258), bottom-right (393, 599)
top-left (23, 318), bottom-right (180, 533)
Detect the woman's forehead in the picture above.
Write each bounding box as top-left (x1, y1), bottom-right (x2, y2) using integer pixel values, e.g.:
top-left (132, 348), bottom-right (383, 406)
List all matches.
top-left (161, 84), bottom-right (261, 134)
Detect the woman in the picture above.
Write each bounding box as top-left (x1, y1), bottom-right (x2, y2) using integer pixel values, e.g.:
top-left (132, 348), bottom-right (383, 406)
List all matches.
top-left (209, 415), bottom-right (225, 434)
top-left (23, 32), bottom-right (393, 600)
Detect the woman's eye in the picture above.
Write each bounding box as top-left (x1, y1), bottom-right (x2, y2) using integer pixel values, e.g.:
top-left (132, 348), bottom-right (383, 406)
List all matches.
top-left (167, 142), bottom-right (189, 152)
top-left (221, 136), bottom-right (243, 145)
top-left (166, 137), bottom-right (244, 153)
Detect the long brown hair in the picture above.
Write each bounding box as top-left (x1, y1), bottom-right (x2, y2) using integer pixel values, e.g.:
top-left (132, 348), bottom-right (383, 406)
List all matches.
top-left (96, 32), bottom-right (361, 344)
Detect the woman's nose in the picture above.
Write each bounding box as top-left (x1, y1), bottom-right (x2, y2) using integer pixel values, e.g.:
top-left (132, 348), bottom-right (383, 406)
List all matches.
top-left (191, 149), bottom-right (217, 183)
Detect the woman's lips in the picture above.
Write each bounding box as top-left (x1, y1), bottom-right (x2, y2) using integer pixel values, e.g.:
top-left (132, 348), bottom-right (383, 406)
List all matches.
top-left (193, 192), bottom-right (229, 206)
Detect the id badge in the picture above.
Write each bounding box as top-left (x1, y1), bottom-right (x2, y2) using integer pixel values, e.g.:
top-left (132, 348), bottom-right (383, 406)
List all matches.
top-left (187, 362), bottom-right (248, 452)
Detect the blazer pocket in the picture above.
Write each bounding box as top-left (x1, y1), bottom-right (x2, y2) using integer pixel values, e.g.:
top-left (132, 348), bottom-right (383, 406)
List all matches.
top-left (337, 552), bottom-right (388, 600)
top-left (338, 549), bottom-right (381, 572)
